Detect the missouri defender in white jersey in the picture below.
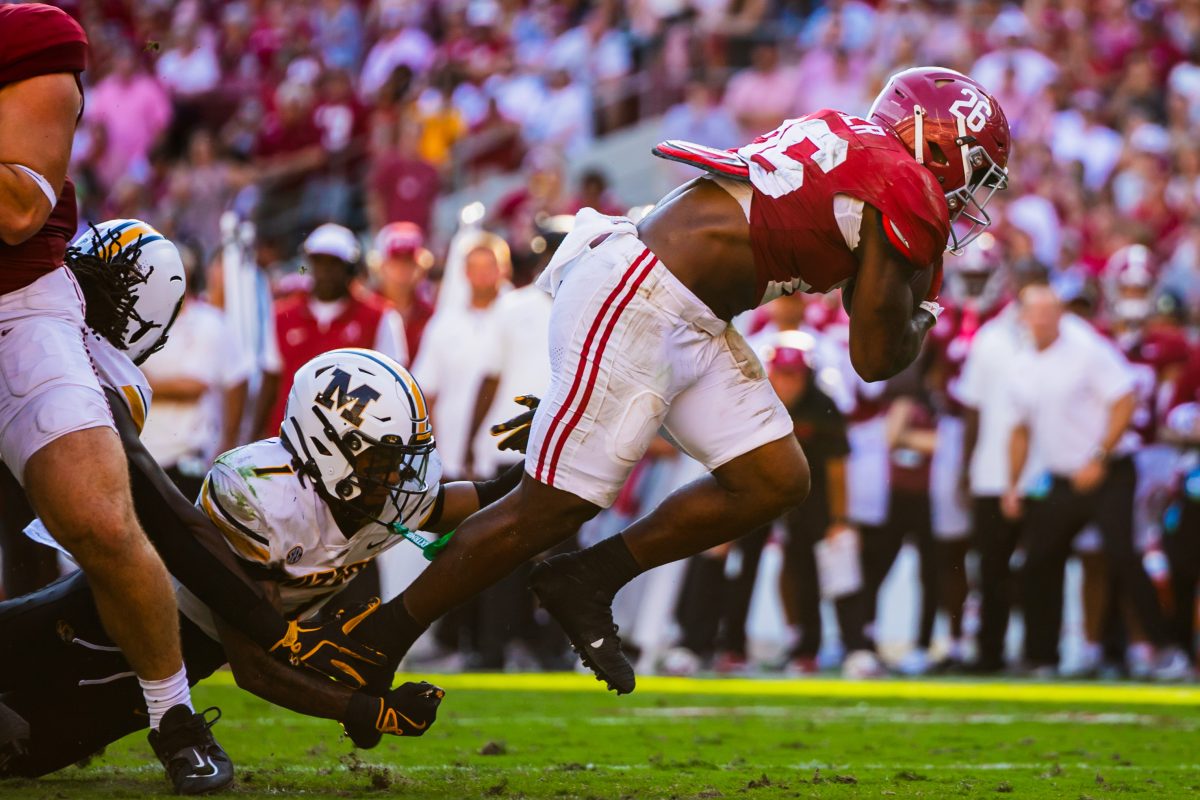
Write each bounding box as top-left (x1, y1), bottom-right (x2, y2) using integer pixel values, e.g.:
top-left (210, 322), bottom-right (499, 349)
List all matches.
top-left (184, 348), bottom-right (527, 740)
top-left (2, 348), bottom-right (540, 775)
top-left (183, 348), bottom-right (483, 635)
top-left (186, 436), bottom-right (441, 633)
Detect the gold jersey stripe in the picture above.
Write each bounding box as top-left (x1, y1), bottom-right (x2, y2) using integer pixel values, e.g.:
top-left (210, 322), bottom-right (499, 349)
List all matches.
top-left (119, 385), bottom-right (146, 433)
top-left (199, 481), bottom-right (270, 563)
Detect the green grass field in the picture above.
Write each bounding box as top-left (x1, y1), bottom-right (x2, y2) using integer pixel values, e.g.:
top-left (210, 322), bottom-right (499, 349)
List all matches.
top-left (4, 672), bottom-right (1199, 799)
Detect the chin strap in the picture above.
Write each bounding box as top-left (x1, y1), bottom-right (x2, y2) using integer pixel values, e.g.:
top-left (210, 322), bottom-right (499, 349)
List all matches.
top-left (389, 521), bottom-right (454, 561)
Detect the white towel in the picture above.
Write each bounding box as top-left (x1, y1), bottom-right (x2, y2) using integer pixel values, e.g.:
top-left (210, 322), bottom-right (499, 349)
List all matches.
top-left (535, 208), bottom-right (639, 297)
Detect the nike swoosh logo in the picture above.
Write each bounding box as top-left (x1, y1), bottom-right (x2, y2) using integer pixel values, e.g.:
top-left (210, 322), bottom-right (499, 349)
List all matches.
top-left (590, 638), bottom-right (605, 649)
top-left (397, 712), bottom-right (427, 731)
top-left (381, 708), bottom-right (428, 733)
top-left (186, 749), bottom-right (219, 778)
top-left (366, 540), bottom-right (388, 550)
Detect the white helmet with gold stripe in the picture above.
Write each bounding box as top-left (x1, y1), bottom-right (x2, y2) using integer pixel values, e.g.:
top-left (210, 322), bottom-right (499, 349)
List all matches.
top-left (68, 219), bottom-right (186, 364)
top-left (281, 348), bottom-right (440, 527)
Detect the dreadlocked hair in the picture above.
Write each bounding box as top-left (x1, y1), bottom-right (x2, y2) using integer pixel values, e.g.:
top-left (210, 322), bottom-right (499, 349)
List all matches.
top-left (65, 224), bottom-right (163, 362)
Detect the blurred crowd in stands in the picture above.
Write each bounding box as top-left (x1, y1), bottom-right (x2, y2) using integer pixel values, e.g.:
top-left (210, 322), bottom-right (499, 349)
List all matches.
top-left (15, 0), bottom-right (1200, 680)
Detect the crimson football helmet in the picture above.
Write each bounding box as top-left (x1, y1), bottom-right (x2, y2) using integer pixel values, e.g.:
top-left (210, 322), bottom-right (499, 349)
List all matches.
top-left (869, 67), bottom-right (1010, 252)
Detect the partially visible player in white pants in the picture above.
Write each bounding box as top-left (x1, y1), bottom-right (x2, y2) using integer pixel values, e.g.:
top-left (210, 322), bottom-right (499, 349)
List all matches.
top-left (0, 224), bottom-right (232, 793)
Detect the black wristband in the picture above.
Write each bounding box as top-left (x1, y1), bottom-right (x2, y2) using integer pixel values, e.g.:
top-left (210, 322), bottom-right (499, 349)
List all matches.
top-left (472, 460), bottom-right (525, 507)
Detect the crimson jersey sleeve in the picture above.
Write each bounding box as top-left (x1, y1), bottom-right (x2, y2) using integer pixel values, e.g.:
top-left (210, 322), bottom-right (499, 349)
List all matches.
top-left (0, 4), bottom-right (88, 88)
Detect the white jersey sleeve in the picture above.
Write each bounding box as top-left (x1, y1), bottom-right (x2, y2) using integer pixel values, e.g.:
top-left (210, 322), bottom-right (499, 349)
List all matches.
top-left (197, 455), bottom-right (275, 566)
top-left (191, 437), bottom-right (445, 622)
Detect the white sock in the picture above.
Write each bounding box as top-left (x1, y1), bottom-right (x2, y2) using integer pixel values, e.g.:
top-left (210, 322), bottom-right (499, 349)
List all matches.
top-left (140, 666), bottom-right (193, 730)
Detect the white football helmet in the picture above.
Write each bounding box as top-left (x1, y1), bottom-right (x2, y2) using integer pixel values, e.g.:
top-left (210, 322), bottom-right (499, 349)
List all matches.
top-left (942, 232), bottom-right (1007, 314)
top-left (280, 348), bottom-right (440, 528)
top-left (68, 219), bottom-right (186, 364)
top-left (1103, 244), bottom-right (1157, 325)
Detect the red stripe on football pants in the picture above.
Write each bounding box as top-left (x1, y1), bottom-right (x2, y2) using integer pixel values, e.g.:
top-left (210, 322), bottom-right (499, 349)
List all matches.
top-left (543, 251), bottom-right (659, 487)
top-left (534, 247), bottom-right (656, 484)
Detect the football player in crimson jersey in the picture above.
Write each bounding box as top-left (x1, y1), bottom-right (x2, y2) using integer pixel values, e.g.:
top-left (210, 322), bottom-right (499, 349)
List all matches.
top-left (354, 67), bottom-right (1011, 694)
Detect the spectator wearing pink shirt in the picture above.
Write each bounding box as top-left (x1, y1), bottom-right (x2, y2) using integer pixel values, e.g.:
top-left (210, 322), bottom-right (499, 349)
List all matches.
top-left (795, 46), bottom-right (871, 117)
top-left (155, 21), bottom-right (221, 100)
top-left (723, 39), bottom-right (801, 141)
top-left (84, 47), bottom-right (173, 193)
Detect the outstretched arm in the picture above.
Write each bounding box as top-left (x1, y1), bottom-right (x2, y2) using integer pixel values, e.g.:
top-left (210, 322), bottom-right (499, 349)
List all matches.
top-left (106, 387), bottom-right (287, 646)
top-left (425, 461), bottom-right (527, 534)
top-left (215, 592), bottom-right (443, 748)
top-left (214, 584), bottom-right (353, 721)
top-left (106, 387), bottom-right (385, 684)
top-left (847, 205), bottom-right (939, 382)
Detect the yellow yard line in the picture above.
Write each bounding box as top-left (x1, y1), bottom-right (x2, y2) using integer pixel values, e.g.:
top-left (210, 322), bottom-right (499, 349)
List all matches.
top-left (203, 669), bottom-right (1200, 705)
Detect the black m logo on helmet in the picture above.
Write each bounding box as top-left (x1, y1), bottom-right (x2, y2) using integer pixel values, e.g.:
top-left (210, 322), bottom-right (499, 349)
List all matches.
top-left (315, 368), bottom-right (382, 427)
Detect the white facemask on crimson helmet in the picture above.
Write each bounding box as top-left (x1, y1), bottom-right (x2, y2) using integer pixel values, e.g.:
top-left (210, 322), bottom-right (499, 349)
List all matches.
top-left (280, 348), bottom-right (440, 527)
top-left (68, 219), bottom-right (186, 364)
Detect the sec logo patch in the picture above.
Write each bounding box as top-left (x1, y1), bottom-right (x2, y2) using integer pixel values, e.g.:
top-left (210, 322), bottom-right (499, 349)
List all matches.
top-left (286, 546), bottom-right (304, 564)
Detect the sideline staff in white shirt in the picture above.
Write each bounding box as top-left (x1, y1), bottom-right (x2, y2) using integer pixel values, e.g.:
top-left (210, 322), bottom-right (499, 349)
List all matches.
top-left (1002, 285), bottom-right (1179, 673)
top-left (955, 295), bottom-right (1033, 671)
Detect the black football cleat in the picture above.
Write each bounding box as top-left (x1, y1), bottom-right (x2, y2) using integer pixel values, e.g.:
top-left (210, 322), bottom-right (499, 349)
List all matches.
top-left (0, 701), bottom-right (29, 772)
top-left (148, 705), bottom-right (234, 795)
top-left (530, 555), bottom-right (636, 695)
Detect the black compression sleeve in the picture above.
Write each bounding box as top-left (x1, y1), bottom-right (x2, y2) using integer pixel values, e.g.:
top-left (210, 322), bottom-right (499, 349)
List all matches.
top-left (472, 460), bottom-right (525, 508)
top-left (106, 388), bottom-right (288, 649)
top-left (423, 486), bottom-right (447, 530)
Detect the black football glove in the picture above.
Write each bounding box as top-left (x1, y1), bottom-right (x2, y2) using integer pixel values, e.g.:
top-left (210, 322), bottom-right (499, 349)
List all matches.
top-left (490, 395), bottom-right (540, 453)
top-left (342, 681), bottom-right (445, 749)
top-left (269, 598), bottom-right (389, 689)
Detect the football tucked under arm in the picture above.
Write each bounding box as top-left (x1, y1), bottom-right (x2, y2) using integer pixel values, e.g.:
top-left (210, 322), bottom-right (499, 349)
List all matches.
top-left (845, 207), bottom-right (940, 382)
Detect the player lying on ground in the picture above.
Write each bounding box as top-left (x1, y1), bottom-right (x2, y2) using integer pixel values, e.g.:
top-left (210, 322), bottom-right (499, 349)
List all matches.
top-left (0, 222), bottom-right (436, 778)
top-left (0, 219), bottom-right (385, 680)
top-left (0, 221), bottom-right (381, 793)
top-left (344, 66), bottom-right (1011, 695)
top-left (52, 222), bottom-right (387, 683)
top-left (0, 343), bottom-right (527, 777)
